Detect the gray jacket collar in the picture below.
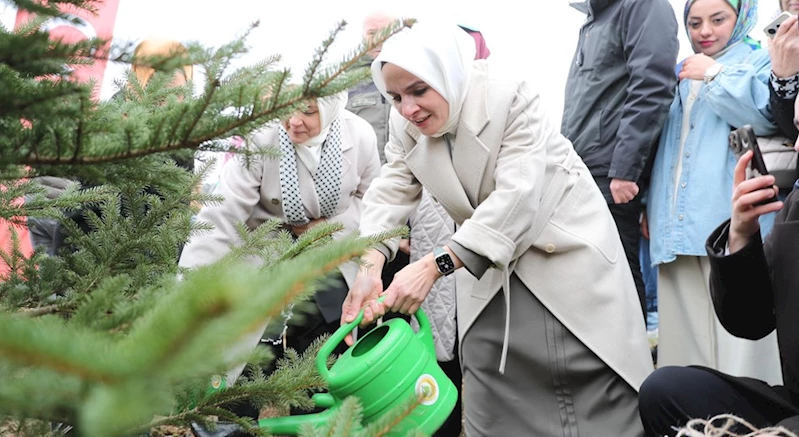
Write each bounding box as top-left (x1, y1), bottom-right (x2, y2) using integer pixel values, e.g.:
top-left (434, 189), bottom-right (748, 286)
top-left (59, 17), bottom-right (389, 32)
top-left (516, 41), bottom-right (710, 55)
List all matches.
top-left (570, 0), bottom-right (617, 16)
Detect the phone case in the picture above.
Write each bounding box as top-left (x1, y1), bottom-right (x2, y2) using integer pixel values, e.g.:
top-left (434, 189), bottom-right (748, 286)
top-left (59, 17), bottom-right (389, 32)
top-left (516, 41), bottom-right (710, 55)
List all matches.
top-left (729, 125), bottom-right (779, 205)
top-left (764, 11), bottom-right (793, 38)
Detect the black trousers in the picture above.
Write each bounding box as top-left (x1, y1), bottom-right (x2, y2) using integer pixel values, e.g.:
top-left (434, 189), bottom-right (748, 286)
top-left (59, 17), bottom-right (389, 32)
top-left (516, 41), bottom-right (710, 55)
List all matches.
top-left (434, 337), bottom-right (462, 437)
top-left (607, 198), bottom-right (647, 321)
top-left (381, 248), bottom-right (410, 290)
top-left (639, 366), bottom-right (799, 436)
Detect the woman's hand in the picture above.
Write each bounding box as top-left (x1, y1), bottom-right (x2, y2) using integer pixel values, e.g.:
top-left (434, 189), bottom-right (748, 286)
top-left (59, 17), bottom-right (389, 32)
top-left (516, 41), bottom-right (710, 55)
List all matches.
top-left (679, 54), bottom-right (719, 81)
top-left (383, 254), bottom-right (441, 315)
top-left (341, 249), bottom-right (386, 346)
top-left (640, 210), bottom-right (650, 240)
top-left (398, 238), bottom-right (411, 256)
top-left (769, 15), bottom-right (799, 79)
top-left (384, 246), bottom-right (462, 314)
top-left (291, 217), bottom-right (325, 237)
top-left (728, 150), bottom-right (784, 254)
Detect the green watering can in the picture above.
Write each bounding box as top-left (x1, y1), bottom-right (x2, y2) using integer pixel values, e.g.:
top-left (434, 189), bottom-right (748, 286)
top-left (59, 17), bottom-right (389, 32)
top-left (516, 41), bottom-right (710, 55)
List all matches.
top-left (257, 298), bottom-right (457, 435)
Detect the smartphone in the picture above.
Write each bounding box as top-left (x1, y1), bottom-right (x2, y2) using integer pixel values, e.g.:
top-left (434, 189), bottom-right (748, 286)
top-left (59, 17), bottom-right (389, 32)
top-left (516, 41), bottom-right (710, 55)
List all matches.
top-left (729, 125), bottom-right (779, 205)
top-left (764, 11), bottom-right (794, 38)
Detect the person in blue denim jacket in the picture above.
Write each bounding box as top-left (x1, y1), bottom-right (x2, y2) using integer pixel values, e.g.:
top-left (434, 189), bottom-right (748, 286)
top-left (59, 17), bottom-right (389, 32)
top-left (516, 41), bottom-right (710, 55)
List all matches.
top-left (643, 0), bottom-right (783, 387)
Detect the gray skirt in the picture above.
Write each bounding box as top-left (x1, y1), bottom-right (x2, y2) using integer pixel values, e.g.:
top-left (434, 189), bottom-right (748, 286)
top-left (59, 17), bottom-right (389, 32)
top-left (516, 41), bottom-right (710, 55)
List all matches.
top-left (461, 274), bottom-right (644, 437)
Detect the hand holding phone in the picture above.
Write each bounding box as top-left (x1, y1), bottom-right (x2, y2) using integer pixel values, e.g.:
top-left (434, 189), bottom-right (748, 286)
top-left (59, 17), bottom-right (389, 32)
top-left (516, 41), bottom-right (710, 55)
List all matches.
top-left (728, 129), bottom-right (785, 252)
top-left (728, 125), bottom-right (779, 205)
top-left (764, 11), bottom-right (794, 38)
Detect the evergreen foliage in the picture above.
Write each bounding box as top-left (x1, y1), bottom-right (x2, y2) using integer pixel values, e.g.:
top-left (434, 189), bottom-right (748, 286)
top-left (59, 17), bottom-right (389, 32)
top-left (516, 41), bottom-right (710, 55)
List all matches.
top-left (0, 0), bottom-right (415, 435)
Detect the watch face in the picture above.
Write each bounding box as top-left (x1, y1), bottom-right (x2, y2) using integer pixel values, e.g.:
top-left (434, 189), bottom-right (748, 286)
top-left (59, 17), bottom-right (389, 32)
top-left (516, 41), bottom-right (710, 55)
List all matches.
top-left (435, 253), bottom-right (455, 274)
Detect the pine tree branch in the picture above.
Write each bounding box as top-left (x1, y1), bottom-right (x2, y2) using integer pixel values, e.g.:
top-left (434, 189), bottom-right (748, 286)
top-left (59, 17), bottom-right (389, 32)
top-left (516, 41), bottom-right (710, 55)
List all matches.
top-left (276, 222), bottom-right (343, 263)
top-left (9, 0), bottom-right (99, 20)
top-left (180, 79), bottom-right (218, 148)
top-left (2, 83), bottom-right (87, 115)
top-left (72, 96), bottom-right (86, 161)
top-left (0, 337), bottom-right (118, 384)
top-left (302, 22), bottom-right (343, 95)
top-left (314, 18), bottom-right (415, 92)
top-left (17, 91), bottom-right (299, 165)
top-left (146, 297), bottom-right (232, 371)
top-left (9, 19), bottom-right (414, 167)
top-left (356, 397), bottom-right (422, 437)
top-left (18, 303), bottom-right (66, 317)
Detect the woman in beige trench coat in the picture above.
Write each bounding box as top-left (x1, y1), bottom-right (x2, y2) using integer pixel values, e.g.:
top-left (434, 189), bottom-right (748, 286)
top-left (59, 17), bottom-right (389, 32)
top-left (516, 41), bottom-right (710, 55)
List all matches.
top-left (342, 22), bottom-right (654, 436)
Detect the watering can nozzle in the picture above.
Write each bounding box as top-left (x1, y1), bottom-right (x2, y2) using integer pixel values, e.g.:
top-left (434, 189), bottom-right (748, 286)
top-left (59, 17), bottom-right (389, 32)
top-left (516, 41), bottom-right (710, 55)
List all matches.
top-left (257, 407), bottom-right (337, 436)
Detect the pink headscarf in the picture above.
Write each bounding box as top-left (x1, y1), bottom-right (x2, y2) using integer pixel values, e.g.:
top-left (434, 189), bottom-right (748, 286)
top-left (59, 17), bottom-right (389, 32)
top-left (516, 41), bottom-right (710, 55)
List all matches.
top-left (459, 27), bottom-right (491, 60)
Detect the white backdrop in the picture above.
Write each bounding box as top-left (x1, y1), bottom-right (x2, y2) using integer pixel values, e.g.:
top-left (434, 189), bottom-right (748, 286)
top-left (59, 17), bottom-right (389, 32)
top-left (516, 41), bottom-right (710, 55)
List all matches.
top-left (1, 0), bottom-right (785, 123)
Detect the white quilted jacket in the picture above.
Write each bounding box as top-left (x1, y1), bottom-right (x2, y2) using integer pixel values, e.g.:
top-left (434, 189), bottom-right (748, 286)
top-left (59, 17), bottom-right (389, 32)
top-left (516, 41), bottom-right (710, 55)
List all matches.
top-left (410, 189), bottom-right (457, 362)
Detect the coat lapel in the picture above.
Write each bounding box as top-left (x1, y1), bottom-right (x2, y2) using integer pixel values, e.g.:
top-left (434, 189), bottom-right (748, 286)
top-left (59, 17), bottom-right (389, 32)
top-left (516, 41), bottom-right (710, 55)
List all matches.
top-left (402, 65), bottom-right (491, 224)
top-left (452, 71), bottom-right (491, 207)
top-left (404, 130), bottom-right (473, 224)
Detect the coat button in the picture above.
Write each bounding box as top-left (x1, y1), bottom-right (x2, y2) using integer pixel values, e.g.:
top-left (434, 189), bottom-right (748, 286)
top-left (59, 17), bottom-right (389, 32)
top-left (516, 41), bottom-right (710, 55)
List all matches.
top-left (545, 243), bottom-right (556, 253)
top-left (271, 198), bottom-right (280, 205)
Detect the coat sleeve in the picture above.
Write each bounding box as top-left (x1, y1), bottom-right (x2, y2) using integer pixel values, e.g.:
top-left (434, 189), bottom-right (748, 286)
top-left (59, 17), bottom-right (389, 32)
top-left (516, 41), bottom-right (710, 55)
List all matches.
top-left (359, 113), bottom-right (424, 261)
top-left (704, 49), bottom-right (779, 136)
top-left (450, 81), bottom-right (549, 270)
top-left (608, 0), bottom-right (679, 182)
top-left (705, 219), bottom-right (776, 340)
top-left (179, 137), bottom-right (270, 269)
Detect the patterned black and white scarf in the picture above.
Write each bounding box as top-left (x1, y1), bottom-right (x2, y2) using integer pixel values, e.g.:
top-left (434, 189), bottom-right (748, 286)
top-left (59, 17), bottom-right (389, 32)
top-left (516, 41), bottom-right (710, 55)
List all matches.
top-left (277, 117), bottom-right (343, 225)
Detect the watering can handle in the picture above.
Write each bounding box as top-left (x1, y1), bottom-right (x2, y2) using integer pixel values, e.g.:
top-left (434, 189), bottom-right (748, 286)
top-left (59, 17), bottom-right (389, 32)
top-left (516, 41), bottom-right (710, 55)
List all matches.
top-left (316, 295), bottom-right (436, 380)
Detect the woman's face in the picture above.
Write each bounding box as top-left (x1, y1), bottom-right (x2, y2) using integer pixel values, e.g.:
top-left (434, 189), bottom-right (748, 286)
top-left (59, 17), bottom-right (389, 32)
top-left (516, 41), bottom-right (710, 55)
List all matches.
top-left (782, 0), bottom-right (799, 13)
top-left (382, 63), bottom-right (449, 137)
top-left (283, 101), bottom-right (321, 144)
top-left (686, 0), bottom-right (738, 56)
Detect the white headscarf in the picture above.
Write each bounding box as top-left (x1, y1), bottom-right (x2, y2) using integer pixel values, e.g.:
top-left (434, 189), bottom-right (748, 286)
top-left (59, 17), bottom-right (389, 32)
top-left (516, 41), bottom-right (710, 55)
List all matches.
top-left (295, 91), bottom-right (348, 173)
top-left (371, 22), bottom-right (476, 138)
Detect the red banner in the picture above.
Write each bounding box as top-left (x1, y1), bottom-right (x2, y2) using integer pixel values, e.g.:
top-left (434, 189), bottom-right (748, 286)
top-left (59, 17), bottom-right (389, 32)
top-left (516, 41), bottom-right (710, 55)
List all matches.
top-left (4, 2), bottom-right (121, 267)
top-left (15, 0), bottom-right (120, 99)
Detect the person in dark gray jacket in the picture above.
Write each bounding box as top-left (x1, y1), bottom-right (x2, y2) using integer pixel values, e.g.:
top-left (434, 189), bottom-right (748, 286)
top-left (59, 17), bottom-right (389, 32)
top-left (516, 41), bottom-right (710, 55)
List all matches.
top-left (27, 176), bottom-right (71, 256)
top-left (561, 0), bottom-right (679, 318)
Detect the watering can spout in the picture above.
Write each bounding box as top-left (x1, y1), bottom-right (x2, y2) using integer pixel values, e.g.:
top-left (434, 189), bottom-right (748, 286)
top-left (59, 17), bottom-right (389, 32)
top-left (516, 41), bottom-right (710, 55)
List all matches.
top-left (257, 407), bottom-right (336, 436)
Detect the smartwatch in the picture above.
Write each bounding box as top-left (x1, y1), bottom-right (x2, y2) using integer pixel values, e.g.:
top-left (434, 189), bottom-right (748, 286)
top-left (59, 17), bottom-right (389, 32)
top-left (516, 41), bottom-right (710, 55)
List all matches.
top-left (433, 247), bottom-right (456, 276)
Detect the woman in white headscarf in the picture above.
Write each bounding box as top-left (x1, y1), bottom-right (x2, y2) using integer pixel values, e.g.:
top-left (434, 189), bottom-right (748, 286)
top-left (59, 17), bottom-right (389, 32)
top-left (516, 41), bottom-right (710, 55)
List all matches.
top-left (179, 91), bottom-right (380, 361)
top-left (342, 22), bottom-right (653, 436)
